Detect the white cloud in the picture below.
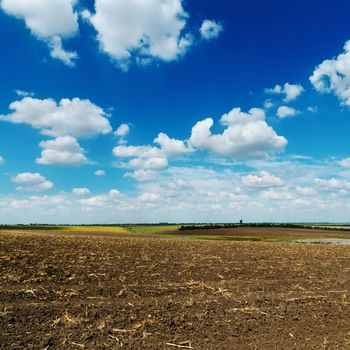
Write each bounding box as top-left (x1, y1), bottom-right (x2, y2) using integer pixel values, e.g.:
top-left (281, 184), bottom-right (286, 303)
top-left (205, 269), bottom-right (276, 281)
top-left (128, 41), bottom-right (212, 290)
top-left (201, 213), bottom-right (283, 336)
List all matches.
top-left (165, 178), bottom-right (189, 190)
top-left (295, 186), bottom-right (316, 196)
top-left (310, 40), bottom-right (350, 106)
top-left (339, 157), bottom-right (350, 168)
top-left (289, 154), bottom-right (311, 160)
top-left (0, 97), bottom-right (112, 138)
top-left (314, 178), bottom-right (350, 191)
top-left (114, 123), bottom-right (130, 145)
top-left (283, 83), bottom-right (305, 102)
top-left (266, 85), bottom-right (283, 94)
top-left (125, 169), bottom-right (157, 181)
top-left (115, 145), bottom-right (168, 170)
top-left (0, 156), bottom-right (4, 165)
top-left (80, 9), bottom-right (91, 21)
top-left (79, 194), bottom-right (108, 207)
top-left (86, 0), bottom-right (193, 69)
top-left (109, 189), bottom-right (121, 197)
top-left (79, 189), bottom-right (121, 207)
top-left (113, 133), bottom-right (190, 172)
top-left (307, 106), bottom-right (318, 113)
top-left (73, 188), bottom-right (90, 195)
top-left (139, 192), bottom-right (160, 202)
top-left (242, 171), bottom-right (285, 188)
top-left (189, 107), bottom-right (287, 158)
top-left (200, 19), bottom-right (223, 40)
top-left (37, 136), bottom-right (87, 166)
top-left (4, 158), bottom-right (350, 223)
top-left (154, 132), bottom-right (191, 157)
top-left (277, 106), bottom-right (299, 118)
top-left (3, 194), bottom-right (65, 211)
top-left (94, 169), bottom-right (106, 176)
top-left (129, 156), bottom-right (168, 170)
top-left (1, 0), bottom-right (78, 37)
top-left (1, 0), bottom-right (79, 66)
top-left (11, 172), bottom-right (53, 192)
top-left (263, 99), bottom-right (274, 109)
top-left (15, 90), bottom-right (34, 97)
top-left (293, 198), bottom-right (312, 207)
top-left (48, 36), bottom-right (78, 67)
top-left (12, 172), bottom-right (46, 184)
top-left (265, 83), bottom-right (304, 102)
top-left (260, 187), bottom-right (293, 200)
top-left (115, 123), bottom-right (130, 137)
top-left (113, 145), bottom-right (162, 158)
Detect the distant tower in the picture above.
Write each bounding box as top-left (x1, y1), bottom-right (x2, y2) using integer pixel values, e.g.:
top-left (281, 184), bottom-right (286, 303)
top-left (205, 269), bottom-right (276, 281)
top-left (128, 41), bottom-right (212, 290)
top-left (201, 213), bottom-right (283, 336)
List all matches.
top-left (239, 219), bottom-right (243, 224)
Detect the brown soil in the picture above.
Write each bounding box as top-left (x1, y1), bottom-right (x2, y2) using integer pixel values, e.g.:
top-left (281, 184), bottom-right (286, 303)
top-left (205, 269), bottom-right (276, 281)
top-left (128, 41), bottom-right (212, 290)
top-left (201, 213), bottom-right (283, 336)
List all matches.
top-left (171, 226), bottom-right (350, 238)
top-left (1, 229), bottom-right (350, 349)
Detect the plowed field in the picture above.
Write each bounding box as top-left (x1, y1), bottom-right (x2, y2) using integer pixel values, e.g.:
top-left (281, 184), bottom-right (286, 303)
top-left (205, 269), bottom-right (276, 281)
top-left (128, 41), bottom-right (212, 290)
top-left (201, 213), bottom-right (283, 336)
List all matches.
top-left (1, 229), bottom-right (350, 349)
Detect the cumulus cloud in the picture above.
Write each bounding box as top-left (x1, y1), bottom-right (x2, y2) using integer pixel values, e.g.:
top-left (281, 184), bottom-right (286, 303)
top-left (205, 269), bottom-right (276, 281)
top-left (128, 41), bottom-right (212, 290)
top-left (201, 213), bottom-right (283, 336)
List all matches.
top-left (295, 186), bottom-right (316, 196)
top-left (2, 0), bottom-right (223, 69)
top-left (260, 187), bottom-right (293, 200)
top-left (310, 40), bottom-right (350, 106)
top-left (265, 83), bottom-right (304, 102)
top-left (125, 169), bottom-right (157, 181)
top-left (242, 171), bottom-right (285, 188)
top-left (2, 194), bottom-right (66, 212)
top-left (1, 0), bottom-right (78, 37)
top-left (189, 107), bottom-right (287, 158)
top-left (113, 146), bottom-right (168, 170)
top-left (129, 156), bottom-right (168, 170)
top-left (113, 133), bottom-right (190, 173)
top-left (139, 192), bottom-right (160, 202)
top-left (115, 123), bottom-right (130, 137)
top-left (11, 172), bottom-right (53, 192)
top-left (79, 189), bottom-right (121, 207)
top-left (114, 123), bottom-right (130, 145)
top-left (277, 106), bottom-right (299, 118)
top-left (73, 188), bottom-right (90, 195)
top-left (200, 19), bottom-right (223, 40)
top-left (79, 194), bottom-right (108, 207)
top-left (3, 158), bottom-right (350, 223)
top-left (115, 147), bottom-right (160, 171)
top-left (164, 178), bottom-right (189, 191)
top-left (36, 136), bottom-right (87, 165)
top-left (339, 157), bottom-right (350, 168)
top-left (114, 145), bottom-right (162, 159)
top-left (94, 169), bottom-right (106, 176)
top-left (0, 97), bottom-right (112, 138)
top-left (109, 189), bottom-right (121, 197)
top-left (263, 99), bottom-right (274, 110)
top-left (314, 178), bottom-right (350, 191)
top-left (86, 0), bottom-right (193, 70)
top-left (48, 36), bottom-right (78, 67)
top-left (0, 0), bottom-right (79, 66)
top-left (154, 132), bottom-right (191, 157)
top-left (0, 156), bottom-right (4, 165)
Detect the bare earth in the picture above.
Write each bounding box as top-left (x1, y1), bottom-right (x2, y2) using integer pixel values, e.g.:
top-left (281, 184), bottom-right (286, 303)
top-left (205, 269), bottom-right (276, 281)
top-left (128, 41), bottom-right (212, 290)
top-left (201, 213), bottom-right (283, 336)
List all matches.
top-left (170, 226), bottom-right (350, 239)
top-left (1, 228), bottom-right (350, 349)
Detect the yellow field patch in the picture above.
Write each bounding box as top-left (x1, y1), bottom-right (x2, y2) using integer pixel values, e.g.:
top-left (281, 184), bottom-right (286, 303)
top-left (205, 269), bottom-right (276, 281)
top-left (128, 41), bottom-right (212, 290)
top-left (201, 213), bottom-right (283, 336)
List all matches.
top-left (59, 226), bottom-right (130, 233)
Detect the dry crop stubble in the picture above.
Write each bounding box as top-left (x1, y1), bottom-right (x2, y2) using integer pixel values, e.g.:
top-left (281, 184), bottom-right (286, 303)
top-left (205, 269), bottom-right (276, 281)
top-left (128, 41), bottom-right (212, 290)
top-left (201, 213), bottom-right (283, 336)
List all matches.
top-left (1, 229), bottom-right (350, 349)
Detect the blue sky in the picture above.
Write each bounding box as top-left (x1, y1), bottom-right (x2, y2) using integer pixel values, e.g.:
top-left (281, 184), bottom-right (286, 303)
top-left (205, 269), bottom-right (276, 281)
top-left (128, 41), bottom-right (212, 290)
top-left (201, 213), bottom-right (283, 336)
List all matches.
top-left (1, 0), bottom-right (350, 223)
